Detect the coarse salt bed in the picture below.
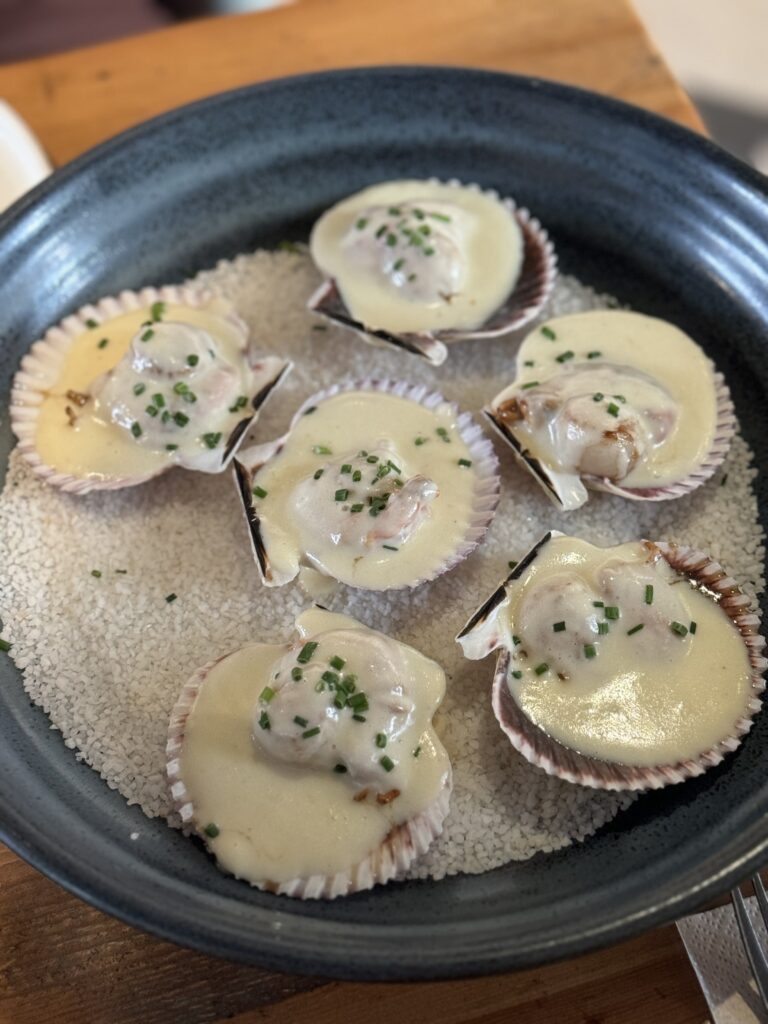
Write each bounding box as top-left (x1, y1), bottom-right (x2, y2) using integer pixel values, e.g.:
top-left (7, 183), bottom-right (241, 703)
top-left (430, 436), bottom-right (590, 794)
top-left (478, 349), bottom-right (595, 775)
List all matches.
top-left (0, 249), bottom-right (764, 882)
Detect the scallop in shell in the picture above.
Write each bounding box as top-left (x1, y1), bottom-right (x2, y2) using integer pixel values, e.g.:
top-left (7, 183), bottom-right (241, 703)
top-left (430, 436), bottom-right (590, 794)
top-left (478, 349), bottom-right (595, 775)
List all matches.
top-left (457, 532), bottom-right (766, 791)
top-left (10, 284), bottom-right (290, 494)
top-left (308, 179), bottom-right (556, 366)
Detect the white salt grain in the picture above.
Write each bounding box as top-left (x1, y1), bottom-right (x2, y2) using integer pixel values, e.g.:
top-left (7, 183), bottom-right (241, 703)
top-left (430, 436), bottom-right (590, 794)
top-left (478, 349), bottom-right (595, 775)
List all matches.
top-left (0, 250), bottom-right (763, 882)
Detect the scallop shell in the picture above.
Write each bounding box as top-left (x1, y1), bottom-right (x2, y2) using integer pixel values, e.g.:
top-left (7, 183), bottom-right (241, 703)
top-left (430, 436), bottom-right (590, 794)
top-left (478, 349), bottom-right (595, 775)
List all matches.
top-left (166, 653), bottom-right (452, 899)
top-left (10, 284), bottom-right (291, 494)
top-left (233, 377), bottom-right (501, 591)
top-left (484, 371), bottom-right (736, 510)
top-left (457, 532), bottom-right (766, 791)
top-left (308, 179), bottom-right (557, 366)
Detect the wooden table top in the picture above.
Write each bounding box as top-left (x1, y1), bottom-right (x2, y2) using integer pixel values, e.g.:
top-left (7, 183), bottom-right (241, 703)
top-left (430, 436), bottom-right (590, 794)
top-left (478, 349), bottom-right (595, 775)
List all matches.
top-left (0, 1), bottom-right (713, 1022)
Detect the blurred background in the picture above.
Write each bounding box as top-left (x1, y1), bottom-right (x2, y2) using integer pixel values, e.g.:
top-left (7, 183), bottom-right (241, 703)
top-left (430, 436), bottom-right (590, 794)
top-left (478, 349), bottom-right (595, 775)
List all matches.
top-left (0, 0), bottom-right (767, 171)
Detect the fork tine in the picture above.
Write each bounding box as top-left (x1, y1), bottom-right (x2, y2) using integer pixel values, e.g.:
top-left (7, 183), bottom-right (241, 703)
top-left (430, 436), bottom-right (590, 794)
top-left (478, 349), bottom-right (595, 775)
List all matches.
top-left (732, 883), bottom-right (768, 1011)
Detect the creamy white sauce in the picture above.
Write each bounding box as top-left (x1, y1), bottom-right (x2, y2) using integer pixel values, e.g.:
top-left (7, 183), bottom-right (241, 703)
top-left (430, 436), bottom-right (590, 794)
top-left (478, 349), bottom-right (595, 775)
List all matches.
top-left (310, 180), bottom-right (523, 334)
top-left (179, 608), bottom-right (450, 886)
top-left (35, 299), bottom-right (256, 481)
top-left (252, 391), bottom-right (477, 590)
top-left (490, 311), bottom-right (719, 509)
top-left (496, 536), bottom-right (753, 766)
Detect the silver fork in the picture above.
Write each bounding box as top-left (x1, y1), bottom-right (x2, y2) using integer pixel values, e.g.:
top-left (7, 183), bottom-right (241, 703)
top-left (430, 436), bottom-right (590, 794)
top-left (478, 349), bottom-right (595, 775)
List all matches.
top-left (731, 875), bottom-right (768, 1014)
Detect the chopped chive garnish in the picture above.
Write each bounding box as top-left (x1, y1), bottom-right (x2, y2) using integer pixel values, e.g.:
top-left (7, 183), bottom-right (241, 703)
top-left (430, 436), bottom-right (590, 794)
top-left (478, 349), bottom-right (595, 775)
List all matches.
top-left (293, 715), bottom-right (308, 726)
top-left (429, 211), bottom-right (451, 222)
top-left (333, 764), bottom-right (348, 773)
top-left (352, 714), bottom-right (367, 723)
top-left (375, 733), bottom-right (387, 749)
top-left (291, 668), bottom-right (303, 682)
top-left (302, 727), bottom-right (321, 739)
top-left (228, 395), bottom-right (248, 413)
top-left (690, 621), bottom-right (698, 635)
top-left (375, 224), bottom-right (387, 239)
top-left (259, 686), bottom-right (275, 703)
top-left (721, 473), bottom-right (729, 487)
top-left (587, 351), bottom-right (602, 359)
top-left (436, 427), bottom-right (450, 442)
top-left (597, 622), bottom-right (609, 635)
top-left (413, 208), bottom-right (425, 219)
top-left (419, 224), bottom-right (431, 236)
top-left (97, 337), bottom-right (109, 349)
top-left (141, 329), bottom-right (154, 342)
top-left (508, 560), bottom-right (518, 570)
top-left (350, 503), bottom-right (364, 513)
top-left (553, 621), bottom-right (566, 633)
top-left (366, 454), bottom-right (379, 463)
top-left (335, 488), bottom-right (349, 501)
top-left (85, 318), bottom-right (98, 329)
top-left (413, 745), bottom-right (422, 757)
top-left (593, 601), bottom-right (604, 608)
top-left (203, 823), bottom-right (219, 838)
top-left (627, 624), bottom-right (645, 636)
top-left (385, 233), bottom-right (397, 247)
top-left (161, 411), bottom-right (171, 423)
top-left (341, 464), bottom-right (352, 474)
top-left (387, 460), bottom-right (401, 474)
top-left (584, 644), bottom-right (597, 659)
top-left (91, 569), bottom-right (102, 578)
top-left (183, 390), bottom-right (197, 404)
top-left (352, 469), bottom-right (362, 482)
top-left (173, 412), bottom-right (189, 426)
top-left (297, 641), bottom-right (318, 664)
top-left (458, 458), bottom-right (472, 468)
top-left (253, 485), bottom-right (268, 499)
top-left (342, 674), bottom-right (357, 693)
top-left (115, 569), bottom-right (128, 574)
top-left (356, 217), bottom-right (368, 230)
top-left (393, 257), bottom-right (405, 271)
top-left (202, 432), bottom-right (222, 449)
top-left (555, 350), bottom-right (574, 363)
top-left (521, 381), bottom-right (539, 390)
top-left (152, 393), bottom-right (165, 408)
top-left (424, 247), bottom-right (435, 256)
top-left (347, 692), bottom-right (369, 712)
top-left (330, 655), bottom-right (346, 671)
top-left (321, 670), bottom-right (339, 686)
top-left (512, 635), bottom-right (521, 646)
top-left (540, 326), bottom-right (556, 340)
top-left (380, 755), bottom-right (395, 773)
top-left (645, 585), bottom-right (654, 605)
top-left (606, 402), bottom-right (620, 417)
top-left (534, 663), bottom-right (549, 676)
top-left (415, 436), bottom-right (428, 446)
top-left (165, 444), bottom-right (178, 451)
top-left (258, 711), bottom-right (271, 730)
top-left (165, 593), bottom-right (177, 603)
top-left (133, 383), bottom-right (146, 396)
top-left (313, 445), bottom-right (332, 455)
top-left (408, 273), bottom-right (418, 282)
top-left (613, 394), bottom-right (626, 402)
top-left (382, 544), bottom-right (398, 551)
top-left (605, 606), bottom-right (620, 620)
top-left (173, 382), bottom-right (188, 395)
top-left (187, 354), bottom-right (199, 367)
top-left (511, 670), bottom-right (523, 679)
top-left (524, 360), bottom-right (535, 367)
top-left (131, 422), bottom-right (142, 438)
top-left (670, 621), bottom-right (688, 638)
top-left (146, 405), bottom-right (160, 418)
top-left (314, 469), bottom-right (324, 480)
top-left (150, 301), bottom-right (165, 322)
top-left (592, 392), bottom-right (604, 402)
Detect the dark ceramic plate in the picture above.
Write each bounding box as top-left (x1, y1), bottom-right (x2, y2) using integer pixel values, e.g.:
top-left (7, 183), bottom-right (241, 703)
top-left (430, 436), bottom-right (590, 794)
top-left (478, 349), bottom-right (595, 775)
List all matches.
top-left (1, 67), bottom-right (768, 980)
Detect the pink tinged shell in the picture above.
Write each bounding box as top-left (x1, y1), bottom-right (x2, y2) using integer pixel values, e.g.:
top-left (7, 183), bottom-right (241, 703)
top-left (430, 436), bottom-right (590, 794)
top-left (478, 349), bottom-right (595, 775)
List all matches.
top-left (166, 651), bottom-right (452, 899)
top-left (10, 283), bottom-right (291, 493)
top-left (484, 371), bottom-right (736, 511)
top-left (307, 182), bottom-right (557, 366)
top-left (233, 377), bottom-right (501, 592)
top-left (457, 533), bottom-right (767, 792)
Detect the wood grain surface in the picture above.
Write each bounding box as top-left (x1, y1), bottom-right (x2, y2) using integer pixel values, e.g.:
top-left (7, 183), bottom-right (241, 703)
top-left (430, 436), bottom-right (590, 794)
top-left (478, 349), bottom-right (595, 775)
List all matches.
top-left (0, 2), bottom-right (713, 1022)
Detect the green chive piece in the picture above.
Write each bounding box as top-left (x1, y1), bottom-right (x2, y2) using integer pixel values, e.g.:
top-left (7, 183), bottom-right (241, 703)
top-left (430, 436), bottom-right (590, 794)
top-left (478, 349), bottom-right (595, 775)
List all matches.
top-left (259, 710), bottom-right (271, 730)
top-left (597, 622), bottom-right (609, 635)
top-left (133, 383), bottom-right (146, 396)
top-left (333, 764), bottom-right (348, 774)
top-left (555, 350), bottom-right (574, 363)
top-left (593, 601), bottom-right (604, 608)
top-left (202, 432), bottom-right (222, 449)
top-left (356, 217), bottom-right (368, 230)
top-left (428, 211), bottom-right (451, 222)
top-left (388, 206), bottom-right (401, 215)
top-left (115, 569), bottom-right (128, 574)
top-left (387, 460), bottom-right (401, 474)
top-left (393, 257), bottom-right (405, 271)
top-left (85, 318), bottom-right (98, 329)
top-left (173, 412), bottom-right (189, 426)
top-left (152, 393), bottom-right (165, 408)
top-left (302, 727), bottom-right (321, 739)
top-left (186, 354), bottom-right (199, 367)
top-left (627, 624), bottom-right (645, 636)
top-left (584, 644), bottom-right (597, 659)
top-left (645, 585), bottom-right (654, 605)
top-left (382, 544), bottom-right (398, 551)
top-left (415, 436), bottom-right (428, 446)
top-left (313, 445), bottom-right (332, 455)
top-left (380, 755), bottom-right (395, 772)
top-left (341, 674), bottom-right (357, 693)
top-left (353, 714), bottom-right (367, 723)
top-left (165, 593), bottom-right (177, 603)
top-left (293, 715), bottom-right (308, 726)
top-left (330, 655), bottom-right (345, 671)
top-left (534, 663), bottom-right (549, 676)
top-left (165, 444), bottom-right (178, 451)
top-left (203, 823), bottom-right (220, 838)
top-left (553, 621), bottom-right (566, 633)
top-left (413, 745), bottom-right (422, 757)
top-left (512, 635), bottom-right (521, 646)
top-left (587, 350), bottom-right (602, 359)
top-left (721, 473), bottom-right (729, 487)
top-left (161, 411), bottom-right (171, 423)
top-left (458, 458), bottom-right (472, 468)
top-left (605, 606), bottom-right (620, 620)
top-left (592, 392), bottom-right (604, 402)
top-left (375, 224), bottom-right (387, 239)
top-left (173, 382), bottom-right (188, 395)
top-left (386, 233), bottom-right (397, 247)
top-left (670, 621), bottom-right (688, 638)
top-left (91, 569), bottom-right (102, 578)
top-left (436, 427), bottom-right (450, 442)
top-left (349, 470), bottom-right (361, 484)
top-left (375, 733), bottom-right (387, 749)
top-left (511, 670), bottom-right (523, 679)
top-left (366, 454), bottom-right (379, 463)
top-left (613, 394), bottom-right (627, 402)
top-left (146, 405), bottom-right (158, 418)
top-left (297, 641), bottom-right (318, 664)
top-left (150, 301), bottom-right (165, 322)
top-left (97, 337), bottom-right (109, 349)
top-left (314, 469), bottom-right (324, 480)
top-left (141, 329), bottom-right (154, 342)
top-left (347, 692), bottom-right (369, 712)
top-left (259, 686), bottom-right (275, 704)
top-left (340, 464), bottom-right (352, 474)
top-left (253, 485), bottom-right (268, 499)
top-left (541, 326), bottom-right (556, 340)
top-left (335, 488), bottom-right (349, 502)
top-left (521, 381), bottom-right (539, 390)
top-left (291, 668), bottom-right (303, 682)
top-left (524, 360), bottom-right (535, 367)
top-left (131, 422), bottom-right (142, 438)
top-left (424, 247), bottom-right (435, 256)
top-left (690, 621), bottom-right (698, 635)
top-left (182, 391), bottom-right (197, 404)
top-left (607, 402), bottom-right (620, 417)
top-left (419, 224), bottom-right (431, 236)
top-left (350, 503), bottom-right (364, 513)
top-left (508, 560), bottom-right (518, 570)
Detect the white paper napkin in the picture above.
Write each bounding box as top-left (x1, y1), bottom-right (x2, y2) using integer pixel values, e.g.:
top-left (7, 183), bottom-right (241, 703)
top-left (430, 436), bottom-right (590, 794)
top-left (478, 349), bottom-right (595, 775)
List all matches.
top-left (678, 897), bottom-right (768, 1023)
top-left (0, 99), bottom-right (51, 214)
